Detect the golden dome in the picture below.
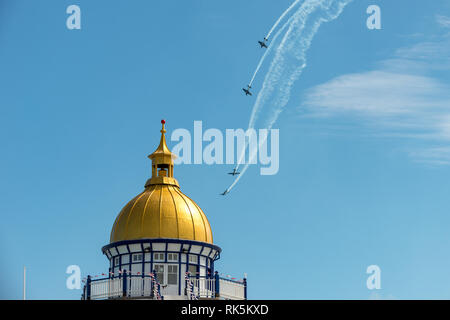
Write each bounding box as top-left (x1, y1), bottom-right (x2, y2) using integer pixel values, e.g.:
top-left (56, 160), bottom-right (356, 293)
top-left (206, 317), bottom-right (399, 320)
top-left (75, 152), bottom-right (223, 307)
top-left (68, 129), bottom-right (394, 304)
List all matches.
top-left (110, 120), bottom-right (213, 244)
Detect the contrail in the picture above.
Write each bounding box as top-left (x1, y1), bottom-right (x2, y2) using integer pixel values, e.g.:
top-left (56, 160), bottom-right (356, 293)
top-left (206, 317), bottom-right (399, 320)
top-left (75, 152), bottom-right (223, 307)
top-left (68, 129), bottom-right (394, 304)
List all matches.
top-left (248, 50), bottom-right (268, 88)
top-left (265, 0), bottom-right (303, 41)
top-left (238, 5), bottom-right (300, 170)
top-left (229, 0), bottom-right (353, 192)
top-left (248, 3), bottom-right (300, 89)
top-left (237, 0), bottom-right (350, 171)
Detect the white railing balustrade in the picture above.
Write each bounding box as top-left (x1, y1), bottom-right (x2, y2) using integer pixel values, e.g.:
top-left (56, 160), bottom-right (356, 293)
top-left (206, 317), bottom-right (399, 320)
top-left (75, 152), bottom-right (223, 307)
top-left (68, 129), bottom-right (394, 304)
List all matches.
top-left (190, 278), bottom-right (215, 299)
top-left (127, 277), bottom-right (153, 297)
top-left (90, 278), bottom-right (123, 300)
top-left (219, 278), bottom-right (245, 300)
top-left (84, 273), bottom-right (246, 300)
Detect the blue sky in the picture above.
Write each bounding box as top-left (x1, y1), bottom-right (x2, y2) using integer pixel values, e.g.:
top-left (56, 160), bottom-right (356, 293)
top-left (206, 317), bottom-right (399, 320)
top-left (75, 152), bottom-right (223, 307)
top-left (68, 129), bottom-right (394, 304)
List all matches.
top-left (1, 0), bottom-right (450, 299)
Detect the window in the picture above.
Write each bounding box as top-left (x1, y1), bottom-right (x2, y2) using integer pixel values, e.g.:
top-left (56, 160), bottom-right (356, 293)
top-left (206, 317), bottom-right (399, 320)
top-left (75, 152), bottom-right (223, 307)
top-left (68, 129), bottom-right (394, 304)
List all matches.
top-left (114, 257), bottom-right (120, 266)
top-left (188, 264), bottom-right (197, 276)
top-left (167, 253), bottom-right (178, 262)
top-left (132, 254), bottom-right (142, 262)
top-left (168, 265), bottom-right (178, 285)
top-left (154, 264), bottom-right (178, 285)
top-left (189, 255), bottom-right (197, 264)
top-left (153, 252), bottom-right (164, 261)
top-left (154, 264), bottom-right (164, 284)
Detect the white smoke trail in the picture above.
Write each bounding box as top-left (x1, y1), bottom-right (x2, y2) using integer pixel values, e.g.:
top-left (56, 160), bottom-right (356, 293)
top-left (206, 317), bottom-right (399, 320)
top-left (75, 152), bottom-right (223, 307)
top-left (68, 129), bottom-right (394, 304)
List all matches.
top-left (265, 0), bottom-right (302, 41)
top-left (248, 3), bottom-right (300, 89)
top-left (248, 50), bottom-right (269, 88)
top-left (228, 0), bottom-right (353, 192)
top-left (237, 6), bottom-right (300, 171)
top-left (236, 0), bottom-right (345, 171)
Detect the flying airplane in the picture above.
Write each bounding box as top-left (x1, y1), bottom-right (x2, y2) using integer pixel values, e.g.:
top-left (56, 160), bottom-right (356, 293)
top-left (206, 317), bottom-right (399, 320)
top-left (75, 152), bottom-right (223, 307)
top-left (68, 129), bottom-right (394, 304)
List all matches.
top-left (242, 85), bottom-right (252, 96)
top-left (228, 168), bottom-right (240, 176)
top-left (258, 38), bottom-right (268, 48)
top-left (220, 190), bottom-right (230, 196)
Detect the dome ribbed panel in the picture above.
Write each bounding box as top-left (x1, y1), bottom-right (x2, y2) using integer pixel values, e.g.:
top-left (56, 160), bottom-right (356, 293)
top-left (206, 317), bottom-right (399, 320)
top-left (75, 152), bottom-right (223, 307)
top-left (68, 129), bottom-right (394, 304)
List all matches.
top-left (110, 184), bottom-right (213, 244)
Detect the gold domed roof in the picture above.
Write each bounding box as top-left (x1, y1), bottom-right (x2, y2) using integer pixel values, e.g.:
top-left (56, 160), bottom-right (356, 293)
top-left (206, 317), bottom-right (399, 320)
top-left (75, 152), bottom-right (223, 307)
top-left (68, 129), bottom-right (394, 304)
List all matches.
top-left (110, 120), bottom-right (213, 244)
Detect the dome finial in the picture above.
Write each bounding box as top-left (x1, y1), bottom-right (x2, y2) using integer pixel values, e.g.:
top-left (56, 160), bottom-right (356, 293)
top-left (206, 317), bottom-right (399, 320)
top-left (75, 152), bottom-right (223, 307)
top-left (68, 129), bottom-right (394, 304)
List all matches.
top-left (146, 119), bottom-right (178, 188)
top-left (152, 119), bottom-right (170, 154)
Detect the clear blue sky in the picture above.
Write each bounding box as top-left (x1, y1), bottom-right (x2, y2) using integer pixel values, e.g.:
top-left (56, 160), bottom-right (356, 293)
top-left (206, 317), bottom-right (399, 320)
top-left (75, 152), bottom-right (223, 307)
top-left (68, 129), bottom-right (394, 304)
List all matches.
top-left (1, 0), bottom-right (450, 299)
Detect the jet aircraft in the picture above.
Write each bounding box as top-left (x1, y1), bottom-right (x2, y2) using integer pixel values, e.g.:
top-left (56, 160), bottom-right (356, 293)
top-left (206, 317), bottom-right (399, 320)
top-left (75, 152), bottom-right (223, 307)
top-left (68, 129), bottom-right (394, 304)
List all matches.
top-left (258, 38), bottom-right (268, 48)
top-left (242, 85), bottom-right (252, 96)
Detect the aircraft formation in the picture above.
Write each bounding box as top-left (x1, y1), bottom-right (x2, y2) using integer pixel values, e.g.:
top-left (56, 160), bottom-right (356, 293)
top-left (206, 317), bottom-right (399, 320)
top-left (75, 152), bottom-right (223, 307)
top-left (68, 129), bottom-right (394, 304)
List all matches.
top-left (241, 38), bottom-right (269, 97)
top-left (224, 0), bottom-right (301, 195)
top-left (223, 30), bottom-right (272, 196)
top-left (223, 0), bottom-right (350, 196)
top-left (224, 36), bottom-right (270, 195)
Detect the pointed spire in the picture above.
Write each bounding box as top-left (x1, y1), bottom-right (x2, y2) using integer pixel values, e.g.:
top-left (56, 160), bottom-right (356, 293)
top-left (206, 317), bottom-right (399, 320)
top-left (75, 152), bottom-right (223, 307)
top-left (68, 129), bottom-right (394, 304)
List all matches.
top-left (150, 119), bottom-right (171, 156)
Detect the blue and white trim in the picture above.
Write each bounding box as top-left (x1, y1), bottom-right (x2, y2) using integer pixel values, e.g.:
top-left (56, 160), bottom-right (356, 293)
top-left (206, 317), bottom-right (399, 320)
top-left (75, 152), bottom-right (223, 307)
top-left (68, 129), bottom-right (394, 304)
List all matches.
top-left (101, 238), bottom-right (221, 299)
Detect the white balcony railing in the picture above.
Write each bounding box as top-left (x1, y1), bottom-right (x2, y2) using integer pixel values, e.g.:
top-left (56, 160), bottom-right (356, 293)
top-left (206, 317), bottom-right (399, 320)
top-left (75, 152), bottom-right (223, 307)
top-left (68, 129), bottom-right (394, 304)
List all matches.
top-left (83, 273), bottom-right (246, 300)
top-left (90, 278), bottom-right (123, 300)
top-left (218, 278), bottom-right (246, 300)
top-left (85, 275), bottom-right (162, 300)
top-left (189, 278), bottom-right (216, 299)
